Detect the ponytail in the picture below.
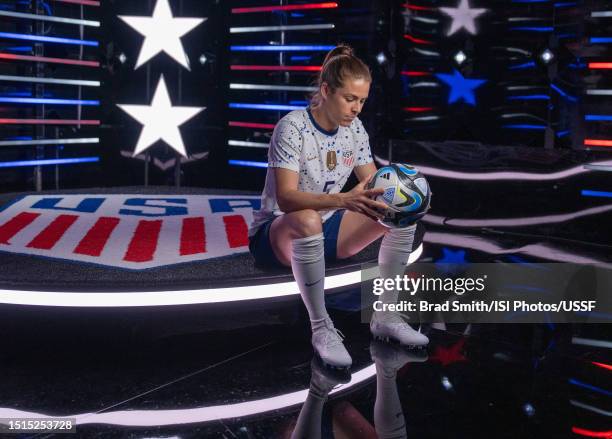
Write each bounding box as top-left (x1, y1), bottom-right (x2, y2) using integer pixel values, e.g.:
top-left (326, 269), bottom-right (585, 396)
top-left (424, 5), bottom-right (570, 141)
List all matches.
top-left (310, 44), bottom-right (372, 108)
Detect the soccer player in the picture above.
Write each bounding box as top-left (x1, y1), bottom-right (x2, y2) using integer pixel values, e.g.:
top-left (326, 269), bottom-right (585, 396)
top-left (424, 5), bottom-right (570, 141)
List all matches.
top-left (248, 44), bottom-right (429, 369)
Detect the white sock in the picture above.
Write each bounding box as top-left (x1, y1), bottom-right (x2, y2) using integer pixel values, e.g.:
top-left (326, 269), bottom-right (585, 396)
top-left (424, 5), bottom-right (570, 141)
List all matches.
top-left (377, 224), bottom-right (417, 311)
top-left (291, 232), bottom-right (329, 330)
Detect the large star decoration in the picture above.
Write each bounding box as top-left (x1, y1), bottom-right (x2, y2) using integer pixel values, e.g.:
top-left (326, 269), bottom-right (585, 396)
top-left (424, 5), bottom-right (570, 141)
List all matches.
top-left (117, 76), bottom-right (205, 157)
top-left (118, 0), bottom-right (205, 70)
top-left (439, 0), bottom-right (487, 36)
top-left (435, 69), bottom-right (487, 106)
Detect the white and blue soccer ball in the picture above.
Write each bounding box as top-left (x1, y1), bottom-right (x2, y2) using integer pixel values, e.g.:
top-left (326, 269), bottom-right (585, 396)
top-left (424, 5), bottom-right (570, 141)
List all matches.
top-left (366, 163), bottom-right (431, 228)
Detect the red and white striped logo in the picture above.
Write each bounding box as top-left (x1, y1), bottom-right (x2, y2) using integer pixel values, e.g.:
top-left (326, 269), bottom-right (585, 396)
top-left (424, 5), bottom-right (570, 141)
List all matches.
top-left (0, 195), bottom-right (258, 270)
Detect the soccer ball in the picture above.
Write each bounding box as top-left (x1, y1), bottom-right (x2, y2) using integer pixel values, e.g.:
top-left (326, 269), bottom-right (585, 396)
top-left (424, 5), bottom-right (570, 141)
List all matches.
top-left (366, 163), bottom-right (431, 228)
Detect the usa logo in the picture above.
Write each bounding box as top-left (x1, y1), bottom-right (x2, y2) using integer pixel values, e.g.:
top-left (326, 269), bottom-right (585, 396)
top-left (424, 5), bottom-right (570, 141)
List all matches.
top-left (0, 195), bottom-right (260, 270)
top-left (342, 150), bottom-right (354, 167)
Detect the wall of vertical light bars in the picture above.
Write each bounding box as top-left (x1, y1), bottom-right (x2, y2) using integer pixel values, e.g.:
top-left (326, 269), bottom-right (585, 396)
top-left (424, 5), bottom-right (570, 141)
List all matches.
top-left (0, 0), bottom-right (100, 191)
top-left (226, 2), bottom-right (338, 169)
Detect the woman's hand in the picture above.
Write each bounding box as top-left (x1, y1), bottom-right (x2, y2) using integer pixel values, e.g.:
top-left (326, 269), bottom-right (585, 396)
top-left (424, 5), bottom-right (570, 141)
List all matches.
top-left (339, 174), bottom-right (389, 220)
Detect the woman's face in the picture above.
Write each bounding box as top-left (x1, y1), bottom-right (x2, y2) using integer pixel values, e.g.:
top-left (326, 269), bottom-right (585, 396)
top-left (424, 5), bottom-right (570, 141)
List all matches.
top-left (321, 77), bottom-right (371, 127)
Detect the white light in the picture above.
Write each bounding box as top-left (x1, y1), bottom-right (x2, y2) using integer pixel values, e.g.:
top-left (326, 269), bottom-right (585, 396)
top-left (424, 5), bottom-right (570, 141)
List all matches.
top-left (376, 52), bottom-right (387, 65)
top-left (523, 403), bottom-right (535, 417)
top-left (117, 75), bottom-right (205, 157)
top-left (199, 54), bottom-right (207, 65)
top-left (0, 246), bottom-right (423, 307)
top-left (118, 53), bottom-right (127, 64)
top-left (0, 75), bottom-right (100, 87)
top-left (440, 0), bottom-right (488, 36)
top-left (454, 51), bottom-right (467, 65)
top-left (118, 0), bottom-right (206, 70)
top-left (0, 138), bottom-right (99, 146)
top-left (441, 376), bottom-right (453, 391)
top-left (540, 49), bottom-right (554, 64)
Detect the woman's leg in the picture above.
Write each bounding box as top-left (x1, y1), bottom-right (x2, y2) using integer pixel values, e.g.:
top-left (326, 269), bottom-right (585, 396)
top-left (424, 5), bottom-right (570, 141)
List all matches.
top-left (269, 210), bottom-right (352, 368)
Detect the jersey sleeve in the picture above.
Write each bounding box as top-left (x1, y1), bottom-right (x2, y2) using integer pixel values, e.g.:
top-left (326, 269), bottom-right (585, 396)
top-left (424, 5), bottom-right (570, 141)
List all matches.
top-left (352, 117), bottom-right (373, 166)
top-left (268, 119), bottom-right (302, 172)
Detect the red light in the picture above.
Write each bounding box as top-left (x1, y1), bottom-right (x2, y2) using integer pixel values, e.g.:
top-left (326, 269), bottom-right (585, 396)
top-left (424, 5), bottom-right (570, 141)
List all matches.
top-left (231, 65), bottom-right (322, 72)
top-left (592, 361), bottom-right (612, 371)
top-left (228, 121), bottom-right (275, 130)
top-left (403, 107), bottom-right (433, 112)
top-left (589, 63), bottom-right (612, 69)
top-left (232, 2), bottom-right (338, 14)
top-left (572, 427), bottom-right (612, 438)
top-left (584, 139), bottom-right (612, 147)
top-left (0, 119), bottom-right (100, 125)
top-left (400, 70), bottom-right (431, 77)
top-left (0, 53), bottom-right (99, 67)
top-left (402, 3), bottom-right (434, 10)
top-left (403, 34), bottom-right (433, 45)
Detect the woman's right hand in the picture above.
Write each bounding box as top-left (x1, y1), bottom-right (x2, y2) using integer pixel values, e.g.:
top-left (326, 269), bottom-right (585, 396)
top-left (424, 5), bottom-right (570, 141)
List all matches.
top-left (339, 179), bottom-right (388, 220)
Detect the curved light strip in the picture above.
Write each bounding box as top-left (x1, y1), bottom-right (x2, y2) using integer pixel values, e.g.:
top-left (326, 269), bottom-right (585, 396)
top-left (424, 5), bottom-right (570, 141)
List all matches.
top-left (232, 3), bottom-right (338, 14)
top-left (230, 45), bottom-right (335, 52)
top-left (230, 65), bottom-right (321, 72)
top-left (423, 203), bottom-right (612, 227)
top-left (0, 32), bottom-right (98, 47)
top-left (572, 337), bottom-right (612, 349)
top-left (0, 75), bottom-right (100, 87)
top-left (0, 138), bottom-right (99, 146)
top-left (373, 154), bottom-right (612, 181)
top-left (0, 157), bottom-right (99, 168)
top-left (0, 363), bottom-right (375, 427)
top-left (0, 11), bottom-right (100, 27)
top-left (0, 97), bottom-right (99, 105)
top-left (0, 246), bottom-right (422, 307)
top-left (0, 53), bottom-right (99, 67)
top-left (230, 24), bottom-right (334, 33)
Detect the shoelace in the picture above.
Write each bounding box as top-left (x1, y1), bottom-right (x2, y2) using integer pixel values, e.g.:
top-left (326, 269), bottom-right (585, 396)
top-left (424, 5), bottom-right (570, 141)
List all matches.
top-left (323, 322), bottom-right (345, 348)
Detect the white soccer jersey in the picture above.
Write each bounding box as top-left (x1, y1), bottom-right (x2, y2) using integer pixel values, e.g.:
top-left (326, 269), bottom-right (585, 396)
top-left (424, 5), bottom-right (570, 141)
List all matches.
top-left (249, 108), bottom-right (373, 237)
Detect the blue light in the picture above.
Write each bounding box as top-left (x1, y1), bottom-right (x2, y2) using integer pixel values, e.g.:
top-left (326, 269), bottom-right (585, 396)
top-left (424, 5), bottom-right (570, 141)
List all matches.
top-left (435, 69), bottom-right (487, 106)
top-left (511, 0), bottom-right (549, 2)
top-left (554, 1), bottom-right (577, 6)
top-left (0, 97), bottom-right (99, 105)
top-left (569, 379), bottom-right (612, 397)
top-left (507, 95), bottom-right (550, 101)
top-left (502, 124), bottom-right (546, 130)
top-left (0, 157), bottom-right (99, 168)
top-left (590, 37), bottom-right (612, 43)
top-left (291, 55), bottom-right (312, 61)
top-left (228, 160), bottom-right (268, 168)
top-left (289, 100), bottom-right (308, 105)
top-left (508, 61), bottom-right (536, 70)
top-left (585, 115), bottom-right (612, 121)
top-left (6, 46), bottom-right (32, 52)
top-left (230, 45), bottom-right (335, 52)
top-left (581, 190), bottom-right (612, 198)
top-left (229, 103), bottom-right (304, 111)
top-left (556, 130), bottom-right (570, 137)
top-left (0, 32), bottom-right (98, 46)
top-left (510, 27), bottom-right (554, 32)
top-left (551, 84), bottom-right (578, 102)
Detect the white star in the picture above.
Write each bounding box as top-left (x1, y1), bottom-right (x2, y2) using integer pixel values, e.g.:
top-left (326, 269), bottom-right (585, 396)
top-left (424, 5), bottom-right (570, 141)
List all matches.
top-left (117, 76), bottom-right (205, 157)
top-left (118, 0), bottom-right (205, 70)
top-left (439, 0), bottom-right (487, 36)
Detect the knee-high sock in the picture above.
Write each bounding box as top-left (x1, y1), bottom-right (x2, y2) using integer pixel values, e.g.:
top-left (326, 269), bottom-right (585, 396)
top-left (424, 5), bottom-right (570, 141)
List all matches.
top-left (290, 390), bottom-right (326, 439)
top-left (374, 365), bottom-right (406, 439)
top-left (291, 233), bottom-right (329, 328)
top-left (377, 224), bottom-right (416, 307)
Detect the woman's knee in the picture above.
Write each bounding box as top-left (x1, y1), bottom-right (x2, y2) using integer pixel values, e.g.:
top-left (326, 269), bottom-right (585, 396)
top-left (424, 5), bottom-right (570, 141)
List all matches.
top-left (286, 209), bottom-right (322, 238)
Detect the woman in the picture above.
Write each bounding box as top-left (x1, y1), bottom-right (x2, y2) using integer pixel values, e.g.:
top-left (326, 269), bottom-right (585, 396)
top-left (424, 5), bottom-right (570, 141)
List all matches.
top-left (248, 45), bottom-right (428, 369)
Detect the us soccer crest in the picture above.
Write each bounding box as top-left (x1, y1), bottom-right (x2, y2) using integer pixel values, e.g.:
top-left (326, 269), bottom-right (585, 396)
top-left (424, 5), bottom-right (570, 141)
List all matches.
top-left (341, 150), bottom-right (354, 167)
top-left (0, 195), bottom-right (260, 270)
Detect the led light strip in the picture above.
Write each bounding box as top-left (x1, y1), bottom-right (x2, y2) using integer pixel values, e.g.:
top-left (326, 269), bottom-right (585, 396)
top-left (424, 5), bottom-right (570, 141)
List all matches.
top-left (230, 24), bottom-right (334, 33)
top-left (228, 140), bottom-right (269, 148)
top-left (231, 65), bottom-right (321, 71)
top-left (585, 115), bottom-right (612, 121)
top-left (0, 53), bottom-right (99, 67)
top-left (584, 139), bottom-right (612, 147)
top-left (0, 75), bottom-right (99, 87)
top-left (229, 103), bottom-right (303, 111)
top-left (53, 0), bottom-right (100, 5)
top-left (0, 138), bottom-right (99, 146)
top-left (570, 400), bottom-right (612, 417)
top-left (571, 337), bottom-right (612, 349)
top-left (0, 97), bottom-right (99, 105)
top-left (230, 83), bottom-right (317, 92)
top-left (228, 159), bottom-right (268, 168)
top-left (0, 157), bottom-right (99, 168)
top-left (232, 2), bottom-right (338, 14)
top-left (0, 246), bottom-right (422, 307)
top-left (582, 190), bottom-right (612, 198)
top-left (591, 11), bottom-right (612, 17)
top-left (0, 11), bottom-right (100, 27)
top-left (588, 62), bottom-right (612, 69)
top-left (586, 89), bottom-right (612, 95)
top-left (230, 45), bottom-right (335, 52)
top-left (0, 119), bottom-right (100, 125)
top-left (0, 32), bottom-right (98, 47)
top-left (228, 121), bottom-right (275, 129)
top-left (0, 363), bottom-right (375, 427)
top-left (590, 37), bottom-right (612, 43)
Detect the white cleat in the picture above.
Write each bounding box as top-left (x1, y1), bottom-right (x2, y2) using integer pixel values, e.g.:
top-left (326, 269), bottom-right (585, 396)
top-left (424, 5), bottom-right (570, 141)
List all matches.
top-left (370, 311), bottom-right (429, 348)
top-left (309, 356), bottom-right (351, 399)
top-left (311, 318), bottom-right (352, 369)
top-left (370, 340), bottom-right (428, 374)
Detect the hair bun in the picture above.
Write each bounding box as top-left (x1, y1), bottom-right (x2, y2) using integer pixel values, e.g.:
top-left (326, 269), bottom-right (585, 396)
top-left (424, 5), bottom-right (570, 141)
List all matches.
top-left (322, 44), bottom-right (354, 66)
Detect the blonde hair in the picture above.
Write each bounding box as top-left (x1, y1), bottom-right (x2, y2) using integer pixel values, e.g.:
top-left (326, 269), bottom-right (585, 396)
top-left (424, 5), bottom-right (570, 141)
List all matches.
top-left (309, 44), bottom-right (372, 108)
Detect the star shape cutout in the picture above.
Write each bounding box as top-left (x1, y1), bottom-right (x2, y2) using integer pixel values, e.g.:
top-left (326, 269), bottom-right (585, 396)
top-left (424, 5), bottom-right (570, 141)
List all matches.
top-left (117, 75), bottom-right (205, 157)
top-left (429, 338), bottom-right (468, 367)
top-left (435, 69), bottom-right (487, 105)
top-left (439, 0), bottom-right (487, 36)
top-left (118, 0), bottom-right (205, 70)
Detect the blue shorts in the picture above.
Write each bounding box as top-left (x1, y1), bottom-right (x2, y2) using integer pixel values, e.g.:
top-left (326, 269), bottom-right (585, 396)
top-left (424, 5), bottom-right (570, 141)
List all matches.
top-left (249, 209), bottom-right (346, 269)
